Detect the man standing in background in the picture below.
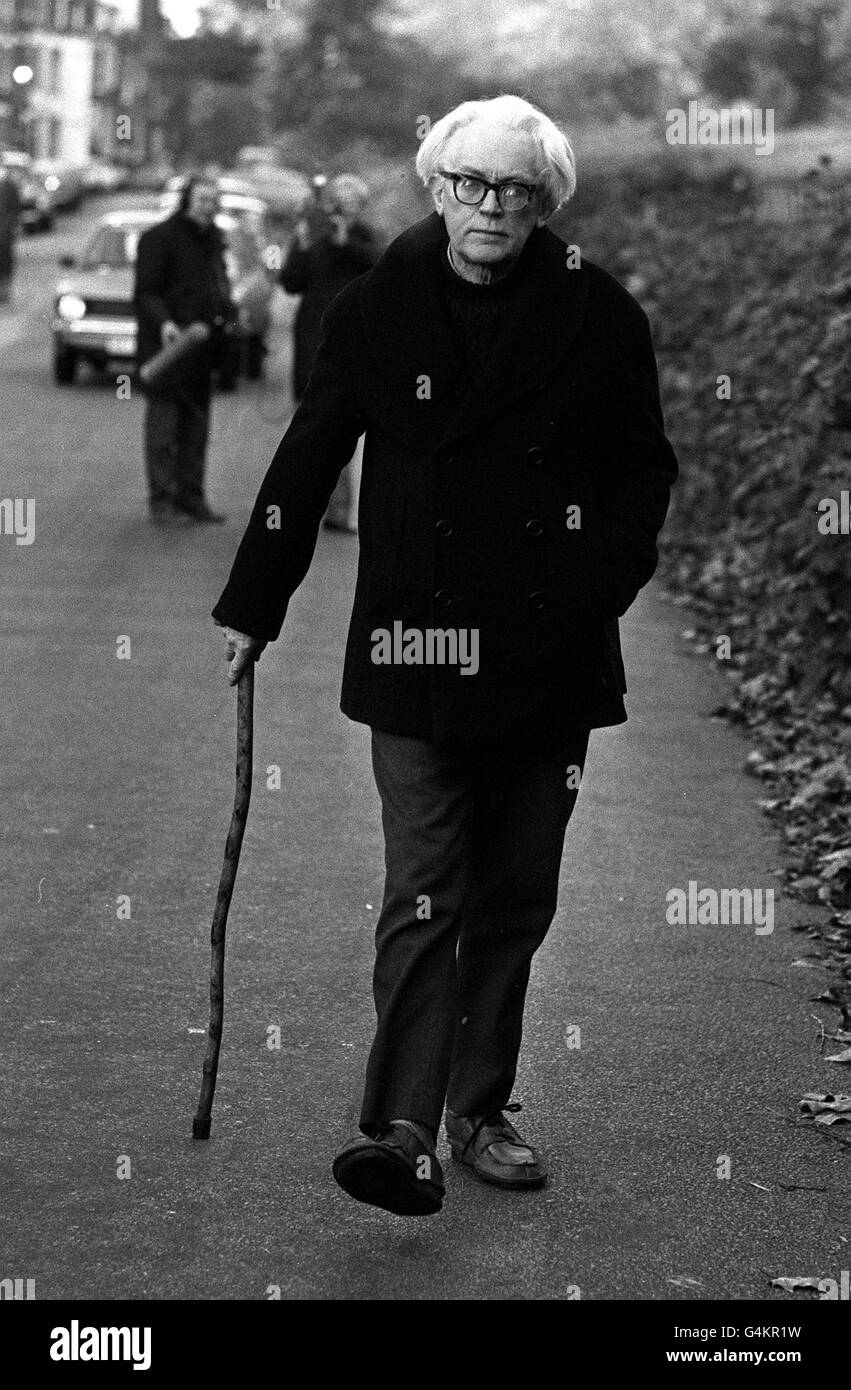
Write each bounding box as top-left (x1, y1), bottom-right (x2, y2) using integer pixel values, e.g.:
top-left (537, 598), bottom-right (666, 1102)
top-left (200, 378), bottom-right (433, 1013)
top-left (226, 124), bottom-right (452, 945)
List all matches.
top-left (135, 176), bottom-right (235, 526)
top-left (0, 167), bottom-right (21, 305)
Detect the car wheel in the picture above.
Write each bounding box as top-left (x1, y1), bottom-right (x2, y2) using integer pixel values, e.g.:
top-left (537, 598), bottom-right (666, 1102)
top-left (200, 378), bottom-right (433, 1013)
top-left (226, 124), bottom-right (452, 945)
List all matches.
top-left (53, 346), bottom-right (77, 384)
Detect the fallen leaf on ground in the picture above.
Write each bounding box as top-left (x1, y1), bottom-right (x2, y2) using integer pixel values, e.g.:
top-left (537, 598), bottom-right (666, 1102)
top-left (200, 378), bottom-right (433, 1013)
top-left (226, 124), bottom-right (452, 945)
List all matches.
top-left (800, 1092), bottom-right (851, 1117)
top-left (769, 1277), bottom-right (823, 1294)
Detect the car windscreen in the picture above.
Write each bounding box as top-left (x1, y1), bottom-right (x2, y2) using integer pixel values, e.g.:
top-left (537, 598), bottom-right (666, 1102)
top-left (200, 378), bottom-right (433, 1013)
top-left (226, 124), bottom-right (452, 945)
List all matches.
top-left (80, 224), bottom-right (147, 269)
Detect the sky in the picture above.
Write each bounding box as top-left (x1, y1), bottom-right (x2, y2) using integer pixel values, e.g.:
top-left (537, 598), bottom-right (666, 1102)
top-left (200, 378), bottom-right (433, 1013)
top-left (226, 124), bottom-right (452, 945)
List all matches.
top-left (162, 0), bottom-right (201, 33)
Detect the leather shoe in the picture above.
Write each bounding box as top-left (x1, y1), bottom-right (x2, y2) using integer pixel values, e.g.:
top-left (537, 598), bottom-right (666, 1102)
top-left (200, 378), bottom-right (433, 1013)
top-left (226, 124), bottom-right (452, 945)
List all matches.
top-left (445, 1103), bottom-right (547, 1189)
top-left (332, 1120), bottom-right (444, 1216)
top-left (178, 501), bottom-right (226, 524)
top-left (149, 504), bottom-right (191, 527)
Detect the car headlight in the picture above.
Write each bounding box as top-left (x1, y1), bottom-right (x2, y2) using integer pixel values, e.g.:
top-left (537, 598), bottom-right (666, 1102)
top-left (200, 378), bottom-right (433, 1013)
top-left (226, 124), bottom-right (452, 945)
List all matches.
top-left (56, 293), bottom-right (86, 320)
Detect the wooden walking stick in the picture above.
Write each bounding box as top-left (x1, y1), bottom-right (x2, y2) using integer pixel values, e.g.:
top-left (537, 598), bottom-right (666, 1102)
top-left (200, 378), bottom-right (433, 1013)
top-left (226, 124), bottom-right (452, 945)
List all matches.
top-left (193, 661), bottom-right (255, 1140)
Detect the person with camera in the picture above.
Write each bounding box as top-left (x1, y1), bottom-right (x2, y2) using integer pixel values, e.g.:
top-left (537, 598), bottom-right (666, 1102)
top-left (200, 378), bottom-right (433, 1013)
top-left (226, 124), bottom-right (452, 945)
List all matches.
top-left (135, 176), bottom-right (236, 526)
top-left (280, 174), bottom-right (378, 532)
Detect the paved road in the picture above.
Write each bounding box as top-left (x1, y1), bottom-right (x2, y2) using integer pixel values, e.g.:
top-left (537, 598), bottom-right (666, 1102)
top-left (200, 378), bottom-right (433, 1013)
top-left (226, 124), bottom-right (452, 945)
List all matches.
top-left (0, 202), bottom-right (847, 1301)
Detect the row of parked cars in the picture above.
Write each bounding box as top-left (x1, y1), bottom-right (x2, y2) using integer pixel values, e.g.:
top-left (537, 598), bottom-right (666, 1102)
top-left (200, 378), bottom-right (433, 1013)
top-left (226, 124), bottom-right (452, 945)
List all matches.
top-left (0, 150), bottom-right (123, 231)
top-left (50, 173), bottom-right (306, 388)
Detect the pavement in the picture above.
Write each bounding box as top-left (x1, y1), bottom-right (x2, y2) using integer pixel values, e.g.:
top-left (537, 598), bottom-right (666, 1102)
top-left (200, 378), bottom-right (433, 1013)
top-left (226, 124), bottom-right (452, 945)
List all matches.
top-left (0, 199), bottom-right (847, 1301)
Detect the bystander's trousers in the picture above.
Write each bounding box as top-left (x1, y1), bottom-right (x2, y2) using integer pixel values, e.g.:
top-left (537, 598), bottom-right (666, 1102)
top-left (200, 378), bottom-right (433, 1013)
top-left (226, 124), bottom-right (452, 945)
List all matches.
top-left (143, 381), bottom-right (211, 516)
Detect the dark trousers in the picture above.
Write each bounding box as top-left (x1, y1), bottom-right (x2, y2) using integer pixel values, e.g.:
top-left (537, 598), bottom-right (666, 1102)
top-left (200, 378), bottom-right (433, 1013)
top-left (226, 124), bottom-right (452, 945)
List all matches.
top-left (143, 387), bottom-right (210, 512)
top-left (360, 724), bottom-right (590, 1138)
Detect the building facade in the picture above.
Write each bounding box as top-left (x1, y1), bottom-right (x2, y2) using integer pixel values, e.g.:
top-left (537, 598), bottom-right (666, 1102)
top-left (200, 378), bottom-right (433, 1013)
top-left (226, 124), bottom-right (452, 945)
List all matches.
top-left (0, 0), bottom-right (160, 165)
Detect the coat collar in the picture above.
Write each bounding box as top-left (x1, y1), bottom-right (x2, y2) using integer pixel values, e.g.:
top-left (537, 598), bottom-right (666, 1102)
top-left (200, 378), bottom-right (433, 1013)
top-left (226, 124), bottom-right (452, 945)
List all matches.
top-left (358, 211), bottom-right (589, 450)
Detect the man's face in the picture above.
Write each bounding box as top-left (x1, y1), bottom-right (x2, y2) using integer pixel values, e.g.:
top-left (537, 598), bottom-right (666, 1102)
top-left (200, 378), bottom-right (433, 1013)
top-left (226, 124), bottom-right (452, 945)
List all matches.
top-left (432, 125), bottom-right (543, 273)
top-left (186, 182), bottom-right (219, 229)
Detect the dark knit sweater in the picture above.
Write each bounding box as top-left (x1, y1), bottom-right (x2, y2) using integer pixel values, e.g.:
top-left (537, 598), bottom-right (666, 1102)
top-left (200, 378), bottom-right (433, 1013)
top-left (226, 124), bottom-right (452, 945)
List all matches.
top-left (439, 241), bottom-right (528, 376)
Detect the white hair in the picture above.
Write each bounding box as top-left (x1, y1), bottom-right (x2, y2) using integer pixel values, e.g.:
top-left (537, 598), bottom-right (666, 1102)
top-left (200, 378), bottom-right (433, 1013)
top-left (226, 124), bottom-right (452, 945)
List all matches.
top-left (415, 95), bottom-right (576, 218)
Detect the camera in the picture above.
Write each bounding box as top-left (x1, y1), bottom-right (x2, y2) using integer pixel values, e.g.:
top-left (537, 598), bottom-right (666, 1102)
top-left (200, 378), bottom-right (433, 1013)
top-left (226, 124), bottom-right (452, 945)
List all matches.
top-left (303, 174), bottom-right (334, 240)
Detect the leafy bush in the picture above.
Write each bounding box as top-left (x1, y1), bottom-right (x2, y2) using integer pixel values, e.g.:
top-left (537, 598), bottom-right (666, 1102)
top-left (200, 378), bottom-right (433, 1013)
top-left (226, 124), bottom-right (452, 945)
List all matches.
top-left (554, 168), bottom-right (850, 921)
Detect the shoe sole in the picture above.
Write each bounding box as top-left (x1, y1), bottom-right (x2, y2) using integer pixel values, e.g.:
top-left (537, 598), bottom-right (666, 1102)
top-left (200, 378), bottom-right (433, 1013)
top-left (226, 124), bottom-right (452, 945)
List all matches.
top-left (332, 1143), bottom-right (444, 1216)
top-left (448, 1142), bottom-right (548, 1189)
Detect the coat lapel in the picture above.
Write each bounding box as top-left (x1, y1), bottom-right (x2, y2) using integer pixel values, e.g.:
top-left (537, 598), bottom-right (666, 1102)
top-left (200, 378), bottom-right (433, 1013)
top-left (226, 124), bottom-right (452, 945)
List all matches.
top-left (358, 212), bottom-right (590, 452)
top-left (358, 213), bottom-right (467, 450)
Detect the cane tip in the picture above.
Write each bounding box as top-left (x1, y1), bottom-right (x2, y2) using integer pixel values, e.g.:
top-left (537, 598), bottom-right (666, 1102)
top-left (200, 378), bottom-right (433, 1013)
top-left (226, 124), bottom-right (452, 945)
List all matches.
top-left (192, 1115), bottom-right (211, 1141)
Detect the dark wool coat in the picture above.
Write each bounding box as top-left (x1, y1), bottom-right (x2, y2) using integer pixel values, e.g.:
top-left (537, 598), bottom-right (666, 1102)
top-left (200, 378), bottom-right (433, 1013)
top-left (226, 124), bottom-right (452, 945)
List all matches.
top-left (280, 221), bottom-right (379, 398)
top-left (212, 211), bottom-right (679, 751)
top-left (134, 212), bottom-right (234, 377)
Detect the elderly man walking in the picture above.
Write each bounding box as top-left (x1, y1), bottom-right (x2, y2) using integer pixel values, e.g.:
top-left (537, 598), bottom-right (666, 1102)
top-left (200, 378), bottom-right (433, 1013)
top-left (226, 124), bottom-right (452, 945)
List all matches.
top-left (212, 96), bottom-right (678, 1217)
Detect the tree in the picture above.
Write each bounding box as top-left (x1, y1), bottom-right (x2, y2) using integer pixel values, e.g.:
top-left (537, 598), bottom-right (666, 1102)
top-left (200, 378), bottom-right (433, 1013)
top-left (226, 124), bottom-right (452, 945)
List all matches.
top-left (150, 29), bottom-right (264, 162)
top-left (271, 0), bottom-right (455, 156)
top-left (700, 0), bottom-right (846, 125)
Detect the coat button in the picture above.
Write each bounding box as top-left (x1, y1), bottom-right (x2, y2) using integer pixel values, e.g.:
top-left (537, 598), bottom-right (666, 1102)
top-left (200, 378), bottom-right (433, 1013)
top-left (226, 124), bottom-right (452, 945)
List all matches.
top-left (526, 444), bottom-right (544, 463)
top-left (434, 519), bottom-right (454, 538)
top-left (525, 518), bottom-right (544, 537)
top-left (434, 589), bottom-right (455, 610)
top-left (528, 590), bottom-right (547, 610)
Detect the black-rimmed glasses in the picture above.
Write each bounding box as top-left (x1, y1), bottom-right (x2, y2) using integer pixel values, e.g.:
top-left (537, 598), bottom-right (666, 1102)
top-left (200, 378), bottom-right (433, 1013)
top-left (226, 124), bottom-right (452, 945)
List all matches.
top-left (438, 170), bottom-right (538, 212)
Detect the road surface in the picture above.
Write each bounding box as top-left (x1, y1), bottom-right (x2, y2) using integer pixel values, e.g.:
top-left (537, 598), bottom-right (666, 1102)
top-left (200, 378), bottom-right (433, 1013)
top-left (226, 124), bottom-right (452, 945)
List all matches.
top-left (0, 198), bottom-right (847, 1300)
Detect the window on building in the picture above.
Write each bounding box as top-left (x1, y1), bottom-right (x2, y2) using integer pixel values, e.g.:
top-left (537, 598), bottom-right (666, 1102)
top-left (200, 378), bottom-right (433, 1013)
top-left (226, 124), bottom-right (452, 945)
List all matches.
top-left (21, 0), bottom-right (49, 26)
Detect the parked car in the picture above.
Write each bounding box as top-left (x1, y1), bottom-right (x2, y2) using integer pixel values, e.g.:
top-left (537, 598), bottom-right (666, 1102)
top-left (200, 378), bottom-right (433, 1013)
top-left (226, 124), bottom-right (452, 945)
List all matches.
top-left (0, 150), bottom-right (54, 231)
top-left (123, 160), bottom-right (175, 191)
top-left (51, 206), bottom-right (276, 384)
top-left (235, 145), bottom-right (280, 169)
top-left (82, 160), bottom-right (128, 194)
top-left (33, 159), bottom-right (87, 211)
top-left (229, 164), bottom-right (310, 223)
